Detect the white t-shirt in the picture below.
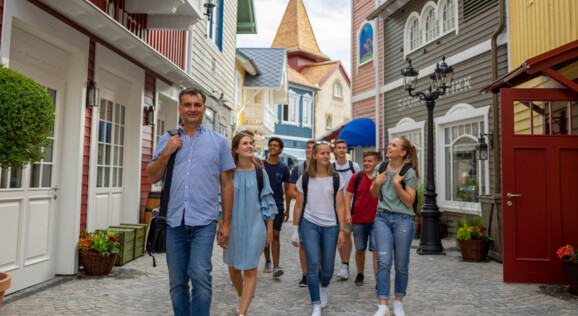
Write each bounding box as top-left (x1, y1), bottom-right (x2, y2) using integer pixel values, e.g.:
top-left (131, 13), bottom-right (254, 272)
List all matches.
top-left (296, 174), bottom-right (345, 227)
top-left (333, 161), bottom-right (360, 197)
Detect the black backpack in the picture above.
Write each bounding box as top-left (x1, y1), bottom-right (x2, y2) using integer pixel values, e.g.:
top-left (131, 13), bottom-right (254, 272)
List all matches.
top-left (300, 172), bottom-right (341, 225)
top-left (332, 161), bottom-right (356, 174)
top-left (378, 161), bottom-right (418, 213)
top-left (146, 129), bottom-right (180, 267)
top-left (350, 171), bottom-right (365, 215)
top-left (254, 165), bottom-right (265, 202)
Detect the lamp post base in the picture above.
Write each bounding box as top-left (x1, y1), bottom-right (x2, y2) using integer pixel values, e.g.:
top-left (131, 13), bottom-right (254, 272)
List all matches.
top-left (416, 205), bottom-right (445, 255)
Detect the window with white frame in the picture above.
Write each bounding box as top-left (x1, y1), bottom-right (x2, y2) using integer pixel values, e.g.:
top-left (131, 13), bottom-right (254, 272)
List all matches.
top-left (404, 0), bottom-right (457, 56)
top-left (302, 95), bottom-right (312, 127)
top-left (333, 83), bottom-right (342, 98)
top-left (97, 99), bottom-right (125, 188)
top-left (441, 0), bottom-right (456, 33)
top-left (388, 118), bottom-right (425, 178)
top-left (282, 92), bottom-right (300, 125)
top-left (424, 7), bottom-right (438, 42)
top-left (435, 104), bottom-right (489, 212)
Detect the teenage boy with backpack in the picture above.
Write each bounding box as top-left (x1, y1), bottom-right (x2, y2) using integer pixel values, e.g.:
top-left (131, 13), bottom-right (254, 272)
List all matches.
top-left (332, 139), bottom-right (360, 280)
top-left (344, 151), bottom-right (381, 286)
top-left (262, 137), bottom-right (291, 278)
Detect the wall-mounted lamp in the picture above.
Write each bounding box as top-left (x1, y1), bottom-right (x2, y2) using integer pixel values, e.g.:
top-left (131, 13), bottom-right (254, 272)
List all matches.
top-left (146, 106), bottom-right (155, 126)
top-left (86, 80), bottom-right (100, 107)
top-left (476, 133), bottom-right (493, 161)
top-left (204, 0), bottom-right (217, 18)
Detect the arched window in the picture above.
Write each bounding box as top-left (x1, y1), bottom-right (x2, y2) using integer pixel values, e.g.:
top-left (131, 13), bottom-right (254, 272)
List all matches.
top-left (358, 22), bottom-right (374, 65)
top-left (326, 115), bottom-right (332, 129)
top-left (441, 0), bottom-right (456, 33)
top-left (334, 83), bottom-right (342, 98)
top-left (424, 8), bottom-right (438, 42)
top-left (409, 18), bottom-right (421, 51)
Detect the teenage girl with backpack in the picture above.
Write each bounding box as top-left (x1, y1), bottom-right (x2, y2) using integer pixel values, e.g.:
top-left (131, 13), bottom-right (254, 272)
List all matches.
top-left (369, 137), bottom-right (419, 316)
top-left (291, 142), bottom-right (346, 316)
top-left (224, 132), bottom-right (278, 316)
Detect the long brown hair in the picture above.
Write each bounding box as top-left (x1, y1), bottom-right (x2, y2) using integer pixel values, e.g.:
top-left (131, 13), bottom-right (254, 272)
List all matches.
top-left (398, 137), bottom-right (420, 180)
top-left (231, 132), bottom-right (253, 166)
top-left (305, 143), bottom-right (335, 177)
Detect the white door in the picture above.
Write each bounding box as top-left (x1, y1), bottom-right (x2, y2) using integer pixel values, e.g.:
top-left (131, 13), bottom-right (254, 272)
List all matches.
top-left (0, 77), bottom-right (63, 294)
top-left (93, 97), bottom-right (127, 230)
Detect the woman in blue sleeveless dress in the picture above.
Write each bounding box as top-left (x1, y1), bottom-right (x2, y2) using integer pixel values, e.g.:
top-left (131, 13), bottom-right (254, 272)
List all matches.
top-left (224, 132), bottom-right (277, 316)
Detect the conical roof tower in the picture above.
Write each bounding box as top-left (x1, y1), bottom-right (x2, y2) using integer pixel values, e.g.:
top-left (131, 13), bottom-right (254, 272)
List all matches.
top-left (272, 0), bottom-right (329, 71)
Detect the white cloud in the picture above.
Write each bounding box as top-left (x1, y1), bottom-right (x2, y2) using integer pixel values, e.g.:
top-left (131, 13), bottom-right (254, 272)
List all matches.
top-left (236, 0), bottom-right (351, 77)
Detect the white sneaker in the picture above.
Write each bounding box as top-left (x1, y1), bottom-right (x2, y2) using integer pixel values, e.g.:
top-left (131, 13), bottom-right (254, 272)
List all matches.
top-left (393, 301), bottom-right (405, 316)
top-left (264, 261), bottom-right (272, 273)
top-left (337, 263), bottom-right (349, 280)
top-left (319, 285), bottom-right (328, 308)
top-left (311, 304), bottom-right (322, 316)
top-left (273, 266), bottom-right (284, 277)
top-left (373, 305), bottom-right (389, 316)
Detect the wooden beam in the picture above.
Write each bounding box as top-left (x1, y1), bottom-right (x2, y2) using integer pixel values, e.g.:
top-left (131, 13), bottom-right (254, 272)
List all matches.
top-left (543, 68), bottom-right (578, 94)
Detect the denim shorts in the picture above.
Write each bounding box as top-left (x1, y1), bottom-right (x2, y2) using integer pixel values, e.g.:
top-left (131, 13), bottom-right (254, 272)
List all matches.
top-left (352, 222), bottom-right (374, 252)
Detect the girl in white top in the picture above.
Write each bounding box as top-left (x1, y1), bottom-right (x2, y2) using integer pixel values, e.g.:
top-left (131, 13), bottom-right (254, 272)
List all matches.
top-left (291, 142), bottom-right (346, 316)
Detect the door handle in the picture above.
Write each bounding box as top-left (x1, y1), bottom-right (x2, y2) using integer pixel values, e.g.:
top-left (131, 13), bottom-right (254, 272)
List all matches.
top-left (507, 193), bottom-right (521, 198)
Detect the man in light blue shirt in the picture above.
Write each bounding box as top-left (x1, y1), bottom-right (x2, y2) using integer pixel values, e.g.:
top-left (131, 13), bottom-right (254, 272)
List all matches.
top-left (147, 88), bottom-right (235, 316)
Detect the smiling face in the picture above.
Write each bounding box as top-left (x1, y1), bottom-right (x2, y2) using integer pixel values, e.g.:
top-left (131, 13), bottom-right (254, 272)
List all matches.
top-left (268, 140), bottom-right (282, 156)
top-left (334, 142), bottom-right (348, 159)
top-left (312, 144), bottom-right (332, 167)
top-left (386, 138), bottom-right (407, 160)
top-left (178, 93), bottom-right (205, 126)
top-left (363, 154), bottom-right (379, 173)
top-left (305, 142), bottom-right (315, 159)
top-left (234, 136), bottom-right (255, 160)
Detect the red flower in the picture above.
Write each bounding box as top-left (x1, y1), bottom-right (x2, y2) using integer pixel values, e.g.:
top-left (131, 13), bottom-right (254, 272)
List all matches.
top-left (480, 227), bottom-right (487, 232)
top-left (79, 233), bottom-right (84, 238)
top-left (109, 236), bottom-right (118, 242)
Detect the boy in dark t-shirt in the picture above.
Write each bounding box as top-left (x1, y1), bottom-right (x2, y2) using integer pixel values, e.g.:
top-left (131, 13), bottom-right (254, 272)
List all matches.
top-left (263, 137), bottom-right (290, 278)
top-left (345, 151), bottom-right (381, 286)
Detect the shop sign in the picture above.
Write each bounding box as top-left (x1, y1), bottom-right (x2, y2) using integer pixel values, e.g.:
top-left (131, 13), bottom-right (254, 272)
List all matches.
top-left (397, 76), bottom-right (472, 111)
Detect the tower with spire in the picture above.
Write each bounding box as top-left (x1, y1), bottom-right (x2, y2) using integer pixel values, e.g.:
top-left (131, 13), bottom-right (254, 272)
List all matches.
top-left (271, 0), bottom-right (351, 145)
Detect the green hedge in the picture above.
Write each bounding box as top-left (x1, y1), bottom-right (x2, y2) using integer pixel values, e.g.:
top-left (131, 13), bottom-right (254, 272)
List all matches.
top-left (0, 64), bottom-right (55, 169)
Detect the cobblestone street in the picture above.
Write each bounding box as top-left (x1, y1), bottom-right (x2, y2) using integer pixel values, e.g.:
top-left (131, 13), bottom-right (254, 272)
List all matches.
top-left (2, 221), bottom-right (577, 315)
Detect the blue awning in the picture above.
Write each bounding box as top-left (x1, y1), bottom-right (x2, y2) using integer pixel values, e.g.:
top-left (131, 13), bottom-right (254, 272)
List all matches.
top-left (338, 118), bottom-right (376, 147)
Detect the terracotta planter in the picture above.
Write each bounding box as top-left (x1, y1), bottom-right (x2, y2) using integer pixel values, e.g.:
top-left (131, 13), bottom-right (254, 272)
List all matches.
top-left (80, 251), bottom-right (117, 276)
top-left (0, 272), bottom-right (11, 311)
top-left (562, 259), bottom-right (578, 295)
top-left (457, 239), bottom-right (490, 262)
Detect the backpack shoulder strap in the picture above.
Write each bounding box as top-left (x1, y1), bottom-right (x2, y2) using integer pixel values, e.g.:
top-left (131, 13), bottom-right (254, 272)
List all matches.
top-left (255, 165), bottom-right (264, 202)
top-left (348, 160), bottom-right (355, 173)
top-left (378, 160), bottom-right (389, 173)
top-left (159, 130), bottom-right (180, 218)
top-left (351, 171), bottom-right (364, 216)
top-left (300, 173), bottom-right (310, 224)
top-left (332, 162), bottom-right (336, 170)
top-left (167, 129), bottom-right (179, 137)
top-left (332, 173), bottom-right (340, 226)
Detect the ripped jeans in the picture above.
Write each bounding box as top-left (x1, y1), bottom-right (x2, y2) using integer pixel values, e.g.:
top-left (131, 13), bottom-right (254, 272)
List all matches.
top-left (372, 211), bottom-right (415, 300)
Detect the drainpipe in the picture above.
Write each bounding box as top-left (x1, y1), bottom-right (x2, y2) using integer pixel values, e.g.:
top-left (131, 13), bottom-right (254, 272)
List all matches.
top-left (491, 0), bottom-right (506, 194)
top-left (374, 17), bottom-right (380, 153)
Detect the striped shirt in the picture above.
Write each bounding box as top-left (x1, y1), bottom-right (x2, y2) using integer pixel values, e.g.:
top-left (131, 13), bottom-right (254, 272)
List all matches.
top-left (149, 124), bottom-right (235, 228)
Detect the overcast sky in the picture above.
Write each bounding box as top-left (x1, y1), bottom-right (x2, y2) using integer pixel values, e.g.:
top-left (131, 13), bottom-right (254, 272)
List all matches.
top-left (236, 0), bottom-right (352, 76)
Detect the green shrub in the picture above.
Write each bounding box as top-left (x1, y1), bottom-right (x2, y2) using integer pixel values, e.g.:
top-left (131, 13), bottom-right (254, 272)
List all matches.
top-left (0, 64), bottom-right (55, 169)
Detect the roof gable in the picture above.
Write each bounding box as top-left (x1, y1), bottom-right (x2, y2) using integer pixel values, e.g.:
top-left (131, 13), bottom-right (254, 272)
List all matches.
top-left (301, 61), bottom-right (351, 86)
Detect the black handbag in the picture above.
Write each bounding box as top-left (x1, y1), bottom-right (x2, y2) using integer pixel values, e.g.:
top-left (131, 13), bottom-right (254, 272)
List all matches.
top-left (145, 129), bottom-right (179, 267)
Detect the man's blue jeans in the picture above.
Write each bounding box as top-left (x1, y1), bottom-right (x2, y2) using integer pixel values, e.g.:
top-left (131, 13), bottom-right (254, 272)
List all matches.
top-left (373, 211), bottom-right (414, 300)
top-left (299, 218), bottom-right (339, 305)
top-left (166, 220), bottom-right (217, 316)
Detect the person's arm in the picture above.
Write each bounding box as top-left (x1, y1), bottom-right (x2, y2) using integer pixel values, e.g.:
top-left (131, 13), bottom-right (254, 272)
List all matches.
top-left (344, 191), bottom-right (354, 226)
top-left (291, 191), bottom-right (304, 247)
top-left (146, 135), bottom-right (181, 184)
top-left (217, 169), bottom-right (234, 249)
top-left (393, 173), bottom-right (416, 208)
top-left (284, 182), bottom-right (291, 222)
top-left (336, 189), bottom-right (346, 248)
top-left (370, 170), bottom-right (387, 198)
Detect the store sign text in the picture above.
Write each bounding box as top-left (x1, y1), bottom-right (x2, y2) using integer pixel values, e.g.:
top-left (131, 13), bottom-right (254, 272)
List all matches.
top-left (397, 76), bottom-right (472, 111)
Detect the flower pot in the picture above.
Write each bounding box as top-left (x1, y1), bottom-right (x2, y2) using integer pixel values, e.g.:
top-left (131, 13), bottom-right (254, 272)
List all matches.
top-left (0, 272), bottom-right (11, 311)
top-left (79, 251), bottom-right (117, 276)
top-left (457, 239), bottom-right (490, 262)
top-left (562, 259), bottom-right (578, 295)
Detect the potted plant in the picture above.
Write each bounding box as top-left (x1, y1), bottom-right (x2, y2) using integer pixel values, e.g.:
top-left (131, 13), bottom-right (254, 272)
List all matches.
top-left (0, 271), bottom-right (11, 311)
top-left (414, 181), bottom-right (425, 236)
top-left (557, 244), bottom-right (578, 295)
top-left (456, 217), bottom-right (491, 262)
top-left (77, 230), bottom-right (120, 276)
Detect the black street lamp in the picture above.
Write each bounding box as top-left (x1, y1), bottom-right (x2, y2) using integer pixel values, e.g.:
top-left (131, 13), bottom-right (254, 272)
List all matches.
top-left (401, 57), bottom-right (454, 255)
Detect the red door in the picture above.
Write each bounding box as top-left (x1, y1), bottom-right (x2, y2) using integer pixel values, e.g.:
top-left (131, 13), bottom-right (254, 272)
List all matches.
top-left (502, 88), bottom-right (578, 283)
